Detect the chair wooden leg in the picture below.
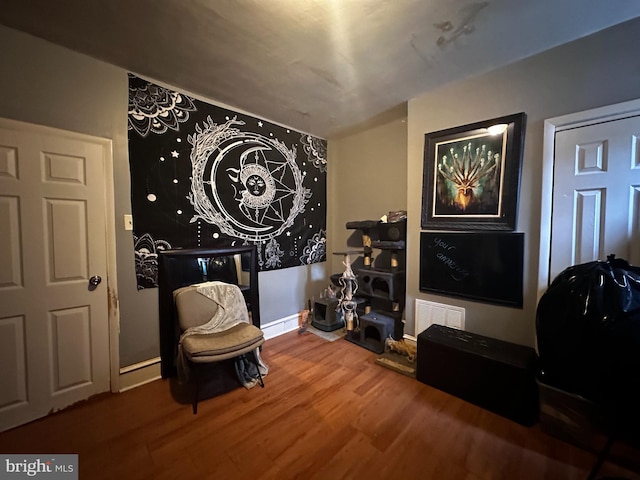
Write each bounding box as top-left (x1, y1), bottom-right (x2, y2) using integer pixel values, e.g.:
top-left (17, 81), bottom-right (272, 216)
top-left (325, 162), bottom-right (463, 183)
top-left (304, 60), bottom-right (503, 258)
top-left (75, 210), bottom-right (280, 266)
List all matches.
top-left (586, 434), bottom-right (616, 480)
top-left (192, 365), bottom-right (199, 414)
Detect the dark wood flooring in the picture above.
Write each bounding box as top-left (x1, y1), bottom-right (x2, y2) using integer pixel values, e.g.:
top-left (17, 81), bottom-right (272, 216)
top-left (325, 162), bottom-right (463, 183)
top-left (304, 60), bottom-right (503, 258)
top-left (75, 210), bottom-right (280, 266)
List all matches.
top-left (1, 331), bottom-right (638, 479)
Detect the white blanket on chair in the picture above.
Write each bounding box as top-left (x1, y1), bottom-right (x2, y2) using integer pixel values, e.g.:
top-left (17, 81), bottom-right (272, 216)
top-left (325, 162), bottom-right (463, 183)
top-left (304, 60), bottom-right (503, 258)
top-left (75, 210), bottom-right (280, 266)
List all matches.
top-left (176, 281), bottom-right (267, 387)
top-left (191, 281), bottom-right (250, 333)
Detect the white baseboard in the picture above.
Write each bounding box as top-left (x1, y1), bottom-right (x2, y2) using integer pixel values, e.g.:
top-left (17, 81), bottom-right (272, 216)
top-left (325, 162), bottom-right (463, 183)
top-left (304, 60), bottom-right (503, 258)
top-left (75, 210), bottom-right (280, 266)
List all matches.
top-left (119, 357), bottom-right (162, 392)
top-left (117, 314), bottom-right (303, 392)
top-left (261, 314), bottom-right (299, 340)
top-left (260, 314), bottom-right (414, 342)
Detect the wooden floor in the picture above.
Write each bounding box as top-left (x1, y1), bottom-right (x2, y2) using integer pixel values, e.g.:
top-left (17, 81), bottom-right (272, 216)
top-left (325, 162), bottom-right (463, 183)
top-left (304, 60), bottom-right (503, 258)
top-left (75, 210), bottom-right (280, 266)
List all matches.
top-left (1, 331), bottom-right (638, 479)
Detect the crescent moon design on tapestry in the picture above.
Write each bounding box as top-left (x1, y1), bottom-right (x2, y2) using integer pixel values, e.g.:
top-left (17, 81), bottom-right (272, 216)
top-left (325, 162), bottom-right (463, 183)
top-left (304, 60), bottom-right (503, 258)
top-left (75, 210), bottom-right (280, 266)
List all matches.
top-left (188, 117), bottom-right (311, 243)
top-left (127, 74), bottom-right (327, 288)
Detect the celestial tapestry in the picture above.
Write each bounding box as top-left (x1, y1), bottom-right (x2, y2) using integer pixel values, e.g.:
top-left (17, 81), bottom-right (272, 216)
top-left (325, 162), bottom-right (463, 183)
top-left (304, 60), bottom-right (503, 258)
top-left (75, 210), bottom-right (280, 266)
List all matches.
top-left (127, 74), bottom-right (327, 289)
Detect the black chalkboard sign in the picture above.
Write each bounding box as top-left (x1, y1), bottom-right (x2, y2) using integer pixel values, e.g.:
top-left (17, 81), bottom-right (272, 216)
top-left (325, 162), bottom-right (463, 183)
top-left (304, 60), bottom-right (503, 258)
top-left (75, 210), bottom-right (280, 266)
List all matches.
top-left (419, 232), bottom-right (524, 308)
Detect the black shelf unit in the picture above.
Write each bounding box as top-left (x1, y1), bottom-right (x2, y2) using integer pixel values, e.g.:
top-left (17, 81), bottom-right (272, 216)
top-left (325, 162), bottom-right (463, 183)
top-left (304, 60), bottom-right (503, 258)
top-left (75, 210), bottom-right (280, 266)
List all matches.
top-left (330, 218), bottom-right (407, 353)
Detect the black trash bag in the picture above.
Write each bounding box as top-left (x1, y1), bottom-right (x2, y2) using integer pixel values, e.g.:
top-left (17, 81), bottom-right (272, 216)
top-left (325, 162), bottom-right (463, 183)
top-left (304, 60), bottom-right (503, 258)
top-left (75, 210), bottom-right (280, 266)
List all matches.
top-left (536, 255), bottom-right (640, 429)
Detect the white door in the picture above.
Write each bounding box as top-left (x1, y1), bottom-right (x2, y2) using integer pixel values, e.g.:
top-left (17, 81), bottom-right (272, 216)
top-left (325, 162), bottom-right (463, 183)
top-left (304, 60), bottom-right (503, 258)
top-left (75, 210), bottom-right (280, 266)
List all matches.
top-left (548, 114), bottom-right (640, 281)
top-left (0, 122), bottom-right (111, 432)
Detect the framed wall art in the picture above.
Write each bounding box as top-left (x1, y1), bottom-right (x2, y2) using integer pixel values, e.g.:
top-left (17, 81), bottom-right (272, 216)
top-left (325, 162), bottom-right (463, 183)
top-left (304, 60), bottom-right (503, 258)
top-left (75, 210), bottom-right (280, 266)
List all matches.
top-left (421, 112), bottom-right (526, 231)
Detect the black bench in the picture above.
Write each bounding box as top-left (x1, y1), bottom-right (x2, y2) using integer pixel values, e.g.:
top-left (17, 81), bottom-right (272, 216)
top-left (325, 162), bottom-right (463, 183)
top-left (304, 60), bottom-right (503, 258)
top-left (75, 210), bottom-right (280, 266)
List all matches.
top-left (417, 324), bottom-right (538, 426)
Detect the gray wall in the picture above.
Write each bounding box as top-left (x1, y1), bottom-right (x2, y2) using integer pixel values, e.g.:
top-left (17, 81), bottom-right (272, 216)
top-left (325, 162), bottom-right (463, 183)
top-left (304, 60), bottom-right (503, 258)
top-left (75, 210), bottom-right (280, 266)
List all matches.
top-left (327, 113), bottom-right (408, 275)
top-left (406, 17), bottom-right (640, 345)
top-left (4, 15), bottom-right (639, 366)
top-left (0, 25), bottom-right (326, 367)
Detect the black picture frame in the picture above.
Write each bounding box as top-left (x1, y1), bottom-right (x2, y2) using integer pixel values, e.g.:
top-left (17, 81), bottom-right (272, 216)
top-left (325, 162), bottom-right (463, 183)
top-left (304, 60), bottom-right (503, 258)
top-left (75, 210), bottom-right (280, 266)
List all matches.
top-left (421, 112), bottom-right (526, 231)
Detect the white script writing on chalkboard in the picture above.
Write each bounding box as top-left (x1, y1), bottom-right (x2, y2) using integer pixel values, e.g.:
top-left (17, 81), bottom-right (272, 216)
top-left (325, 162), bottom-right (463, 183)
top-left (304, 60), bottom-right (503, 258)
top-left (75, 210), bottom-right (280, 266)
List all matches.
top-left (433, 237), bottom-right (456, 251)
top-left (435, 252), bottom-right (470, 281)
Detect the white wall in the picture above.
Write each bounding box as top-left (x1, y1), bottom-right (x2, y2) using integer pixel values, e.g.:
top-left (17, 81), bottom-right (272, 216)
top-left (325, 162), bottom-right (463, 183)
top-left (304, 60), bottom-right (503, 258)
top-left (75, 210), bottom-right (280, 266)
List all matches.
top-left (406, 17), bottom-right (640, 345)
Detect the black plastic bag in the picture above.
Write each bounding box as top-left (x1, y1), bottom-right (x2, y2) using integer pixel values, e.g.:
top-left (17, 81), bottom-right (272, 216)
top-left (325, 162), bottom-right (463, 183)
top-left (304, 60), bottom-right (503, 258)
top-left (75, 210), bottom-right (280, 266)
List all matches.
top-left (536, 255), bottom-right (640, 429)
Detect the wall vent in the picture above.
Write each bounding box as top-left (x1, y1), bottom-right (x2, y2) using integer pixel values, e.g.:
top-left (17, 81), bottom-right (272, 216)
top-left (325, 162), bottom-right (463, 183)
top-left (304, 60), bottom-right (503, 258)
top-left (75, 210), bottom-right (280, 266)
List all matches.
top-left (414, 299), bottom-right (465, 336)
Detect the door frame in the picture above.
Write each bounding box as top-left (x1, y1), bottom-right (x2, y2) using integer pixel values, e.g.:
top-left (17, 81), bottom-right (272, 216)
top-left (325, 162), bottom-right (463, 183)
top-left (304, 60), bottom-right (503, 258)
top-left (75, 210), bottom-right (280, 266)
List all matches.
top-left (538, 98), bottom-right (640, 303)
top-left (0, 117), bottom-right (121, 393)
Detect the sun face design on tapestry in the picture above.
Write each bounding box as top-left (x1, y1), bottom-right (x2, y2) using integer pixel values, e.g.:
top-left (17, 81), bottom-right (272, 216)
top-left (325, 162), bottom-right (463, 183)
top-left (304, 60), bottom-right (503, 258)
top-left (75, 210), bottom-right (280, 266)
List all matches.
top-left (127, 74), bottom-right (327, 289)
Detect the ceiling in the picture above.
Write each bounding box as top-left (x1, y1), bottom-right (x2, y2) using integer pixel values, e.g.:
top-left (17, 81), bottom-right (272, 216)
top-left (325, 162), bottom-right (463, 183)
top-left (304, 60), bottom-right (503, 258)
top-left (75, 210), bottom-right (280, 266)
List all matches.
top-left (1, 0), bottom-right (640, 138)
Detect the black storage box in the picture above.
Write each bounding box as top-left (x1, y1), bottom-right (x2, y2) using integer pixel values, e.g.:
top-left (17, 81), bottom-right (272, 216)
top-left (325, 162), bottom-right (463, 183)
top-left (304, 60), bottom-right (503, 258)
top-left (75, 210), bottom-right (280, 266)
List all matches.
top-left (417, 324), bottom-right (538, 426)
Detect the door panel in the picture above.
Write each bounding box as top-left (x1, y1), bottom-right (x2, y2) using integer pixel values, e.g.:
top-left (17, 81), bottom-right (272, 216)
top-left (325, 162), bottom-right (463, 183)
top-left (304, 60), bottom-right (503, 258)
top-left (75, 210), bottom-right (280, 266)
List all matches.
top-left (0, 195), bottom-right (22, 287)
top-left (632, 186), bottom-right (640, 262)
top-left (43, 152), bottom-right (86, 185)
top-left (46, 199), bottom-right (88, 281)
top-left (50, 306), bottom-right (92, 392)
top-left (550, 116), bottom-right (640, 280)
top-left (0, 124), bottom-right (110, 431)
top-left (573, 188), bottom-right (603, 264)
top-left (0, 316), bottom-right (27, 409)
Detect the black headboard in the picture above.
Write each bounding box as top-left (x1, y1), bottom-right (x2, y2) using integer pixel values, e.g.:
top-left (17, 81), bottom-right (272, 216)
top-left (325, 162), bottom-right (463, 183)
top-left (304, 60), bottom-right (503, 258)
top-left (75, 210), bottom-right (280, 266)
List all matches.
top-left (158, 245), bottom-right (260, 378)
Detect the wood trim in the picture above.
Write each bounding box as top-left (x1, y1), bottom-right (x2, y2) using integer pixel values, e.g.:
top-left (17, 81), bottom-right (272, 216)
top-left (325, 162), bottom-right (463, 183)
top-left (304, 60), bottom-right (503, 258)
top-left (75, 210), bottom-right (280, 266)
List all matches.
top-left (119, 358), bottom-right (161, 392)
top-left (261, 314), bottom-right (299, 339)
top-left (0, 117), bottom-right (120, 392)
top-left (538, 98), bottom-right (640, 305)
